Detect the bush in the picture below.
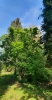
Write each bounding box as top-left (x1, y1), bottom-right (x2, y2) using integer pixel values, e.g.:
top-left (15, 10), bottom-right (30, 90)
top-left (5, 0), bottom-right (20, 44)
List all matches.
top-left (34, 68), bottom-right (52, 82)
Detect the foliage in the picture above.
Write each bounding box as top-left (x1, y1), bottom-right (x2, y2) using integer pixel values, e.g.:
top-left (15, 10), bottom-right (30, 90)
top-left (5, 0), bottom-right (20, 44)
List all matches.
top-left (11, 18), bottom-right (22, 29)
top-left (41, 0), bottom-right (52, 67)
top-left (0, 34), bottom-right (7, 41)
top-left (1, 26), bottom-right (47, 82)
top-left (1, 20), bottom-right (51, 82)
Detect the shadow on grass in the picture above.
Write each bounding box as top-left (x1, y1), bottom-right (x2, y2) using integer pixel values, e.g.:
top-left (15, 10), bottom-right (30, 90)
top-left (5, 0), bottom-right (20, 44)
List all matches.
top-left (0, 74), bottom-right (52, 100)
top-left (19, 82), bottom-right (52, 100)
top-left (0, 74), bottom-right (17, 99)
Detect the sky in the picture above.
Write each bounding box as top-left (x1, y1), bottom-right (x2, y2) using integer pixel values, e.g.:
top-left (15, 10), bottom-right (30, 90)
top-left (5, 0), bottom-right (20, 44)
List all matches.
top-left (0, 0), bottom-right (43, 36)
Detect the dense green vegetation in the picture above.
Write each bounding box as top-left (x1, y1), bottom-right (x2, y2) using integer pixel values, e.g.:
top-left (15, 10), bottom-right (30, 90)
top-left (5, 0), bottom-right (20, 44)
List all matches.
top-left (41, 0), bottom-right (52, 67)
top-left (1, 27), bottom-right (45, 81)
top-left (0, 34), bottom-right (7, 41)
top-left (0, 0), bottom-right (52, 100)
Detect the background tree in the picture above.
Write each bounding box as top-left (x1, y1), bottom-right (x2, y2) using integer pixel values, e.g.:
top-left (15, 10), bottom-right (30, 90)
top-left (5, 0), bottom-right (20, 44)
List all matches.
top-left (0, 18), bottom-right (22, 73)
top-left (41, 0), bottom-right (52, 67)
top-left (1, 19), bottom-right (49, 82)
top-left (11, 18), bottom-right (22, 29)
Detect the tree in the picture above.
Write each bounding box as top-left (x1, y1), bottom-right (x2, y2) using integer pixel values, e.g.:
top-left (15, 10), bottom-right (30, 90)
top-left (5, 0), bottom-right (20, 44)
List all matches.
top-left (41, 0), bottom-right (52, 67)
top-left (1, 27), bottom-right (24, 75)
top-left (0, 52), bottom-right (3, 75)
top-left (11, 18), bottom-right (22, 29)
top-left (1, 25), bottom-right (46, 82)
top-left (0, 34), bottom-right (7, 41)
top-left (0, 27), bottom-right (15, 72)
top-left (0, 58), bottom-right (2, 75)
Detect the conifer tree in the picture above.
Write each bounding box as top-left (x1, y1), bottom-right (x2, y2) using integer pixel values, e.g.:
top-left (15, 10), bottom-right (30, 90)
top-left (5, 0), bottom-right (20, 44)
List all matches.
top-left (42, 0), bottom-right (52, 67)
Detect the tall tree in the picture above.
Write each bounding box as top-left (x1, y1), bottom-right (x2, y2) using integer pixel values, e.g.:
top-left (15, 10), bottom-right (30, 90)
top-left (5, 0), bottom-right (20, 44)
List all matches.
top-left (11, 18), bottom-right (22, 29)
top-left (1, 26), bottom-right (46, 82)
top-left (41, 0), bottom-right (52, 67)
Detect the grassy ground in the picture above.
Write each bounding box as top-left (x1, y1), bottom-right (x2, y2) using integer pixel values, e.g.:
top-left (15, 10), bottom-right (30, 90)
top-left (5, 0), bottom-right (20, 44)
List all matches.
top-left (0, 70), bottom-right (52, 100)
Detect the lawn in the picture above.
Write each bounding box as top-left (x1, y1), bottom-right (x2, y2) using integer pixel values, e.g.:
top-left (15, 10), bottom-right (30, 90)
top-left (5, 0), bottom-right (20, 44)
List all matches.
top-left (0, 70), bottom-right (52, 100)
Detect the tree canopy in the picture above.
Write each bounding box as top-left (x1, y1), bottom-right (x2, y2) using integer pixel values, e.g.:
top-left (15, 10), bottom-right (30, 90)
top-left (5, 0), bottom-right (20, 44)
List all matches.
top-left (41, 0), bottom-right (52, 67)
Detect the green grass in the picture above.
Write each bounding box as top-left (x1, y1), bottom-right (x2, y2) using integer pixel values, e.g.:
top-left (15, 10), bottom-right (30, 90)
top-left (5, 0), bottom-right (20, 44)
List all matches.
top-left (0, 70), bottom-right (52, 100)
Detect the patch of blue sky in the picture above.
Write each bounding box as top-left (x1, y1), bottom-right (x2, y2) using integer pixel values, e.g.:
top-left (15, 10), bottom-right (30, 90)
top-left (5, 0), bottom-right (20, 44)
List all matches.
top-left (0, 0), bottom-right (43, 36)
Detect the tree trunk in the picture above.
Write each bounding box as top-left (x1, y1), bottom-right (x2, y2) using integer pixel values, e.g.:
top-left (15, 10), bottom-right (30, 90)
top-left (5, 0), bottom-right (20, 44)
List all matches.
top-left (14, 58), bottom-right (18, 75)
top-left (14, 66), bottom-right (16, 75)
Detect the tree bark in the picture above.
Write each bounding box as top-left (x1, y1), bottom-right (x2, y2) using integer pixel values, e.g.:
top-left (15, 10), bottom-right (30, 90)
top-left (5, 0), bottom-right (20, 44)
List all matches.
top-left (14, 66), bottom-right (16, 75)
